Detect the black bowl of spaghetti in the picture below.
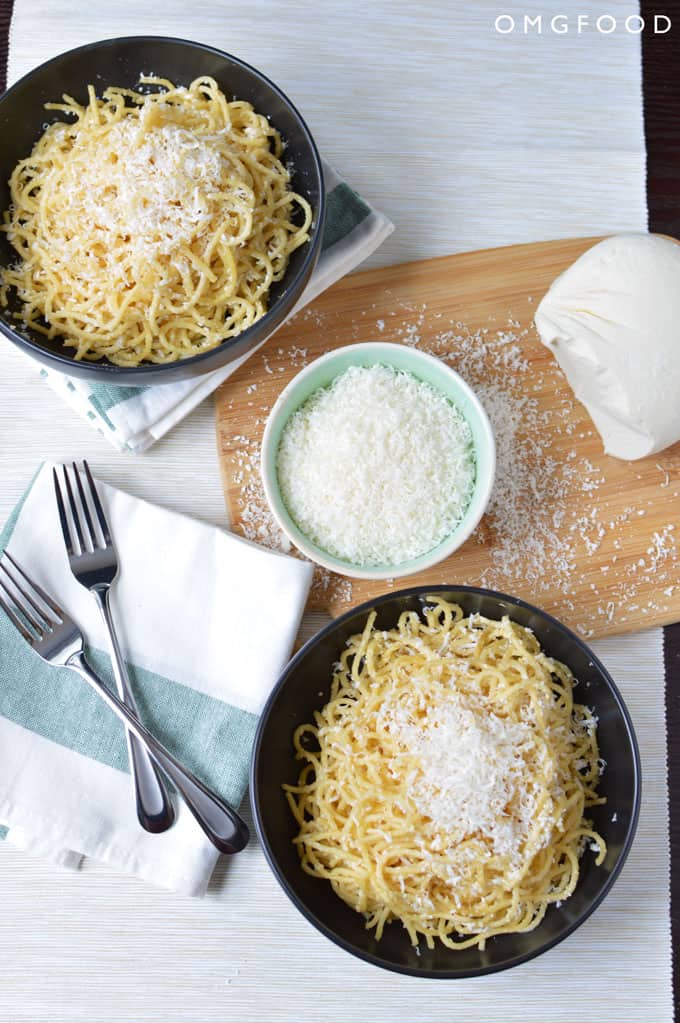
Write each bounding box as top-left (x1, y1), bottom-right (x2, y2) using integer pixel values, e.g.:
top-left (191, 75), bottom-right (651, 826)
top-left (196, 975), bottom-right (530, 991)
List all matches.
top-left (0, 37), bottom-right (325, 383)
top-left (250, 586), bottom-right (640, 978)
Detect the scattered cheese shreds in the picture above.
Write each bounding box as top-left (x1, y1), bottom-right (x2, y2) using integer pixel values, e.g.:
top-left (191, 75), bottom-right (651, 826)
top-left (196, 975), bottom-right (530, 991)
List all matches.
top-left (43, 117), bottom-right (252, 281)
top-left (380, 686), bottom-right (539, 860)
top-left (276, 364), bottom-right (476, 566)
top-left (225, 301), bottom-right (680, 632)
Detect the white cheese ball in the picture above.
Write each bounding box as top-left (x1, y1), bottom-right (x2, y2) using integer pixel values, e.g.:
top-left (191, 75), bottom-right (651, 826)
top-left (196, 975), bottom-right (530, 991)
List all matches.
top-left (535, 233), bottom-right (680, 460)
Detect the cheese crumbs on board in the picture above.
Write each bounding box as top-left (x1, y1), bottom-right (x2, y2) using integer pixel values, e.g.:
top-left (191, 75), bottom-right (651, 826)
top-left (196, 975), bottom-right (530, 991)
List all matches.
top-left (276, 364), bottom-right (476, 566)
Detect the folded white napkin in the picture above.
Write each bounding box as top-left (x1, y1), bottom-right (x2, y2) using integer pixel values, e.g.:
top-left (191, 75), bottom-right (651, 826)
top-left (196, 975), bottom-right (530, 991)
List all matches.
top-left (0, 463), bottom-right (313, 894)
top-left (36, 165), bottom-right (394, 453)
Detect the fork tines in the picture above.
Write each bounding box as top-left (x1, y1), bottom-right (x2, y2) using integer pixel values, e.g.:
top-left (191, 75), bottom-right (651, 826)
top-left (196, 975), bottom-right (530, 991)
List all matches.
top-left (53, 461), bottom-right (111, 557)
top-left (0, 551), bottom-right (63, 642)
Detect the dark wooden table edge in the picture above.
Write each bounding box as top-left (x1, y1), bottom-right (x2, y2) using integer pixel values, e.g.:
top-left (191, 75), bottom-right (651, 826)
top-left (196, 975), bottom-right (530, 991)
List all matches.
top-left (642, 1), bottom-right (680, 1016)
top-left (0, 0), bottom-right (11, 95)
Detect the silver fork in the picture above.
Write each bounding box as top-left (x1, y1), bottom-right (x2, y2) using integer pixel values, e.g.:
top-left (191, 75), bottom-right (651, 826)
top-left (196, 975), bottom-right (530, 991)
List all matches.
top-left (0, 551), bottom-right (249, 854)
top-left (53, 461), bottom-right (174, 834)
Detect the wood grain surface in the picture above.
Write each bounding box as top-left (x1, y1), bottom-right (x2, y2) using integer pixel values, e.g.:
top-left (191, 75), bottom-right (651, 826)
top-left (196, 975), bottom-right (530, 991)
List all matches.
top-left (216, 236), bottom-right (680, 638)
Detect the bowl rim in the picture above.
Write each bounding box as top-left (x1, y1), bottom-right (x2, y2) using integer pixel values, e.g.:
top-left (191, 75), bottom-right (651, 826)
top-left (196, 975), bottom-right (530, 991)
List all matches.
top-left (250, 583), bottom-right (642, 978)
top-left (260, 342), bottom-right (497, 579)
top-left (0, 35), bottom-right (326, 380)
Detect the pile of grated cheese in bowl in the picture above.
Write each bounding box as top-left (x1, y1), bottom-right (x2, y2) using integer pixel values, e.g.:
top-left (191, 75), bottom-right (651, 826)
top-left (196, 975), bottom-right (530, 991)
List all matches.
top-left (275, 363), bottom-right (477, 568)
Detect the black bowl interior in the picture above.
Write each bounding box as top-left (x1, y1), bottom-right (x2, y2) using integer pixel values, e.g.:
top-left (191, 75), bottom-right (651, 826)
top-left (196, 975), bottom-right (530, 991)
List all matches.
top-left (0, 37), bottom-right (325, 383)
top-left (251, 585), bottom-right (641, 978)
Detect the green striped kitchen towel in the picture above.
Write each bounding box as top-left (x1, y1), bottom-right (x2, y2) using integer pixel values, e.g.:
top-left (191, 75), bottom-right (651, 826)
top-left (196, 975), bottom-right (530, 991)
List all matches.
top-left (37, 165), bottom-right (393, 453)
top-left (0, 462), bottom-right (313, 893)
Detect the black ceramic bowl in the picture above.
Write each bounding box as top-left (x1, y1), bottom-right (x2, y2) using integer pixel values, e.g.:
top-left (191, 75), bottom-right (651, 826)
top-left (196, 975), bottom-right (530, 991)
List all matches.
top-left (251, 585), bottom-right (641, 978)
top-left (0, 37), bottom-right (325, 384)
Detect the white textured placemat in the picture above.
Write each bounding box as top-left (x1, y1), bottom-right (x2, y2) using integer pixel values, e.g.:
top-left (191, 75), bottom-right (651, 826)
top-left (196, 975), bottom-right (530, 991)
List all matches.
top-left (1, 2), bottom-right (670, 1021)
top-left (8, 1), bottom-right (647, 266)
top-left (0, 631), bottom-right (668, 1023)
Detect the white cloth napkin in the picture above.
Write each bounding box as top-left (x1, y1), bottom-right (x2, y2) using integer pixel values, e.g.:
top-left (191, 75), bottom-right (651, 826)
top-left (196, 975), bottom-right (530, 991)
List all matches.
top-left (0, 462), bottom-right (313, 894)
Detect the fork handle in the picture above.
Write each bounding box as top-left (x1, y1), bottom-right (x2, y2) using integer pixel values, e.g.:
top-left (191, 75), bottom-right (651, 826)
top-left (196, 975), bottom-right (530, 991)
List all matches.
top-left (66, 650), bottom-right (249, 855)
top-left (93, 590), bottom-right (175, 835)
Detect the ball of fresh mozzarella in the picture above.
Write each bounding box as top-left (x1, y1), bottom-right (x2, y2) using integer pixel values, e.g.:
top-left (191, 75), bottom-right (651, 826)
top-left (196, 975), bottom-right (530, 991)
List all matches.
top-left (535, 233), bottom-right (680, 460)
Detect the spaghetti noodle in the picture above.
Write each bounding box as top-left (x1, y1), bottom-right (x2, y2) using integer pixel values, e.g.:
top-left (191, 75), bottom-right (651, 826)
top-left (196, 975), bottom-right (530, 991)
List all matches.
top-left (285, 598), bottom-right (606, 950)
top-left (1, 76), bottom-right (312, 365)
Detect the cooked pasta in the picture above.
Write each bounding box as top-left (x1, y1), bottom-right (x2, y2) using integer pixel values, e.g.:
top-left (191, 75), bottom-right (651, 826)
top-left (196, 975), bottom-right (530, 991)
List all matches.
top-left (1, 76), bottom-right (312, 365)
top-left (285, 598), bottom-right (606, 950)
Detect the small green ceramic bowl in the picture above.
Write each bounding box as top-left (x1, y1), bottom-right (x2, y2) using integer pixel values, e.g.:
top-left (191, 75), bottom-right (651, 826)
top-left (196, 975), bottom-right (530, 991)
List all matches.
top-left (261, 342), bottom-right (496, 579)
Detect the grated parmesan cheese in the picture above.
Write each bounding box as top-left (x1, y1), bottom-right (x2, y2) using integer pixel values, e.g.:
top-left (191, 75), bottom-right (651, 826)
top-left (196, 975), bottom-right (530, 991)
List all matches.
top-left (44, 117), bottom-right (246, 278)
top-left (276, 364), bottom-right (476, 566)
top-left (378, 685), bottom-right (543, 863)
top-left (229, 300), bottom-right (679, 632)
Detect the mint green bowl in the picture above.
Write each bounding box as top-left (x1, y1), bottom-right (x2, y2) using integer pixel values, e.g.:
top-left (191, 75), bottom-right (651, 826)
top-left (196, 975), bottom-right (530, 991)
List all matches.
top-left (261, 342), bottom-right (496, 580)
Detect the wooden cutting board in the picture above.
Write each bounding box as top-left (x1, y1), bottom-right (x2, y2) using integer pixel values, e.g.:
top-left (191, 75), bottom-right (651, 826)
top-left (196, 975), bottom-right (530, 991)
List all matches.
top-left (215, 237), bottom-right (680, 640)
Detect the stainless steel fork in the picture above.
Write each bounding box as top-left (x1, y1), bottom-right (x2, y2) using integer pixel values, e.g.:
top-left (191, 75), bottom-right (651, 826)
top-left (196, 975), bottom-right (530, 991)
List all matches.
top-left (0, 551), bottom-right (249, 854)
top-left (53, 461), bottom-right (174, 834)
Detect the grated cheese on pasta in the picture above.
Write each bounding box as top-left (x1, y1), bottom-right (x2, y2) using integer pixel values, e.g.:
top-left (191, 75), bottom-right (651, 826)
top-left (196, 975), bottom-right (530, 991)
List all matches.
top-left (1, 77), bottom-right (312, 365)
